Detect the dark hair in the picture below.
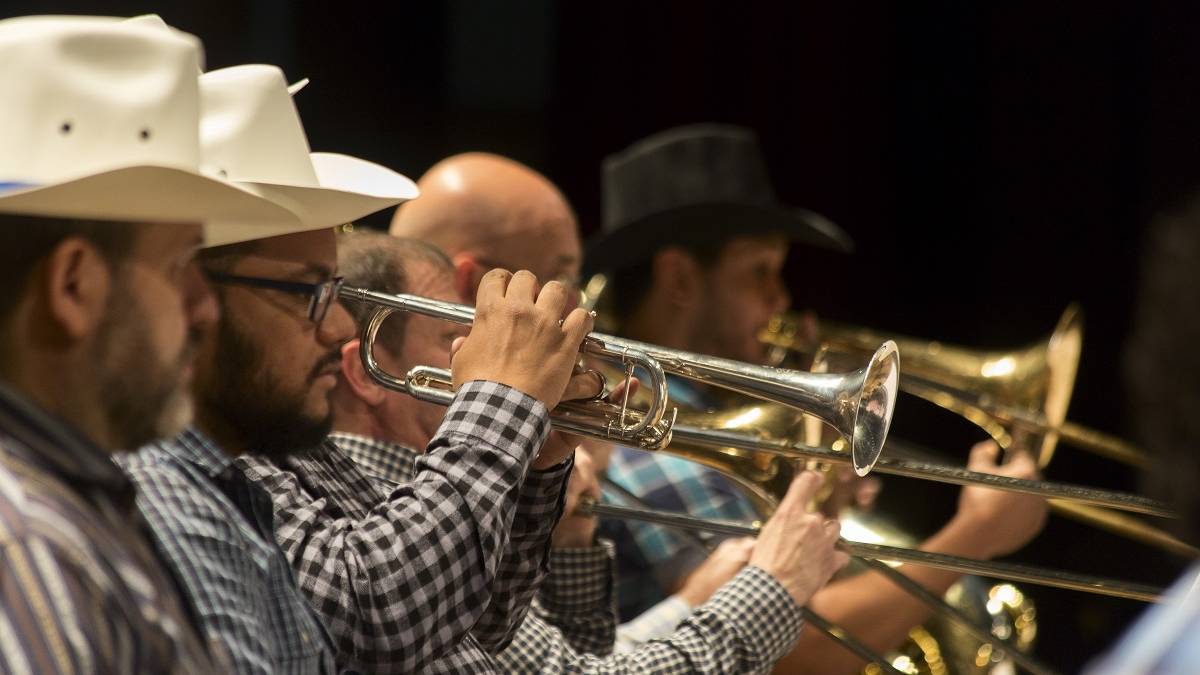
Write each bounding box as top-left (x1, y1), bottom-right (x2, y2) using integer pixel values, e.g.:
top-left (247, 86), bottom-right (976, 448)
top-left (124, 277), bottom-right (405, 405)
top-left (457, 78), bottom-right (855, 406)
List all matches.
top-left (337, 231), bottom-right (453, 352)
top-left (603, 237), bottom-right (728, 326)
top-left (0, 212), bottom-right (139, 336)
top-left (1124, 192), bottom-right (1200, 544)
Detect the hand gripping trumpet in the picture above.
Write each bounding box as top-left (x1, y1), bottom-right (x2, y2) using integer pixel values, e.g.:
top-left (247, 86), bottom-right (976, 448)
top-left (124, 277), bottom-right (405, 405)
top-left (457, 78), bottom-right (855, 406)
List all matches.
top-left (339, 286), bottom-right (901, 471)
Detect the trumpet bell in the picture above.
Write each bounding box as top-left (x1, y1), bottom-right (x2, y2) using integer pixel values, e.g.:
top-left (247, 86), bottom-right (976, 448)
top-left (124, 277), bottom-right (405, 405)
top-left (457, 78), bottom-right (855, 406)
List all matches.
top-left (848, 340), bottom-right (901, 475)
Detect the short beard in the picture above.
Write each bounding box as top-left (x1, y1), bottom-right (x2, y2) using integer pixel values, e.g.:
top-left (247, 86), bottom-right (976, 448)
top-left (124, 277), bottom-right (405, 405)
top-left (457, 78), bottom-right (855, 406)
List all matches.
top-left (94, 285), bottom-right (196, 451)
top-left (196, 312), bottom-right (333, 458)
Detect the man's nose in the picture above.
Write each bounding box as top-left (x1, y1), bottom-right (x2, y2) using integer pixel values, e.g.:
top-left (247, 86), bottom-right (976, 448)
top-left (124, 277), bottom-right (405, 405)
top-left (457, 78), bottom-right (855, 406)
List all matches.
top-left (319, 298), bottom-right (356, 345)
top-left (185, 262), bottom-right (220, 332)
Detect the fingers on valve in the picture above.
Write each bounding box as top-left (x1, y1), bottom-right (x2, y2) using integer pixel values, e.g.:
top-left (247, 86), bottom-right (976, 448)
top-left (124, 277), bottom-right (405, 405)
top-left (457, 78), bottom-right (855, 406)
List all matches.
top-left (477, 268), bottom-right (515, 308)
top-left (560, 307), bottom-right (595, 345)
top-left (505, 270), bottom-right (540, 303)
top-left (535, 279), bottom-right (569, 315)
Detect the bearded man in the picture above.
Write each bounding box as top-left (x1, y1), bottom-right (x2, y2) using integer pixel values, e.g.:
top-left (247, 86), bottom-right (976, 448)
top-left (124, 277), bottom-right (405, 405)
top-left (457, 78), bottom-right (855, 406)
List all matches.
top-left (0, 16), bottom-right (301, 672)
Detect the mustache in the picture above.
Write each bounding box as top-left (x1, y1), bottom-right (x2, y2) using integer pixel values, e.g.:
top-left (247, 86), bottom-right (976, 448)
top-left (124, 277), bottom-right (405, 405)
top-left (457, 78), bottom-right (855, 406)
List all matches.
top-left (308, 350), bottom-right (342, 382)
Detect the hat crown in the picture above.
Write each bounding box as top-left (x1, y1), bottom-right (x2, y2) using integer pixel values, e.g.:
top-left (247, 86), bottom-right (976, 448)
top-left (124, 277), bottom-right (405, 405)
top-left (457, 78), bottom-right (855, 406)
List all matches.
top-left (602, 123), bottom-right (777, 234)
top-left (200, 64), bottom-right (318, 186)
top-left (0, 16), bottom-right (204, 186)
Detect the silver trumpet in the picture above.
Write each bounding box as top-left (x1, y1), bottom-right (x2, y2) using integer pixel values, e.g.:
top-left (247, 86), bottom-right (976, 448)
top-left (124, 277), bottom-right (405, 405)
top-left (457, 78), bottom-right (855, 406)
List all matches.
top-left (339, 286), bottom-right (900, 472)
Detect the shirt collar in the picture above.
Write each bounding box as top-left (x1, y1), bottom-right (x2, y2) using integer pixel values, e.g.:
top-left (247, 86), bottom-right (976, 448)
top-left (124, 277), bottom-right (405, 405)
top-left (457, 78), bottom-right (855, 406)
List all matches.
top-left (158, 426), bottom-right (235, 478)
top-left (328, 431), bottom-right (418, 482)
top-left (0, 379), bottom-right (131, 494)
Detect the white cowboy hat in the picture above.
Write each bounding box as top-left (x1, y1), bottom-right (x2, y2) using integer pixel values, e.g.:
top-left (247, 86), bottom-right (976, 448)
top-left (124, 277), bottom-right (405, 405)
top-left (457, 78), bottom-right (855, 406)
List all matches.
top-left (0, 16), bottom-right (298, 231)
top-left (199, 64), bottom-right (419, 246)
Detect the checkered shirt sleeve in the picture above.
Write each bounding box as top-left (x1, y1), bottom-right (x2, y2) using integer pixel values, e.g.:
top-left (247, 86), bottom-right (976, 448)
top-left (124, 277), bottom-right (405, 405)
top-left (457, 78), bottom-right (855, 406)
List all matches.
top-left (236, 381), bottom-right (550, 673)
top-left (475, 457), bottom-right (573, 652)
top-left (528, 542), bottom-right (618, 657)
top-left (493, 565), bottom-right (802, 673)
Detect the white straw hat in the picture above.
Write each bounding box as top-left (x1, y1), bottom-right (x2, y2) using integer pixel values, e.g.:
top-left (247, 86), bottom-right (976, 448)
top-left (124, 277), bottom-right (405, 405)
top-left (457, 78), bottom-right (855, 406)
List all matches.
top-left (199, 64), bottom-right (419, 246)
top-left (0, 16), bottom-right (299, 232)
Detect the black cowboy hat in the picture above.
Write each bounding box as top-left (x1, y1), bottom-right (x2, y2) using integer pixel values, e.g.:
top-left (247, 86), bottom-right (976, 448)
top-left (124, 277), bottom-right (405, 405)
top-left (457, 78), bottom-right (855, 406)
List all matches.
top-left (585, 123), bottom-right (853, 275)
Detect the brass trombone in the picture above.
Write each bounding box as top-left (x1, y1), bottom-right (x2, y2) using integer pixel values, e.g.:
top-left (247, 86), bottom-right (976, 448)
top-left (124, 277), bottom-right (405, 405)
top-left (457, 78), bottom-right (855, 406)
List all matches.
top-left (760, 305), bottom-right (1142, 468)
top-left (759, 306), bottom-right (1198, 558)
top-left (340, 286), bottom-right (901, 474)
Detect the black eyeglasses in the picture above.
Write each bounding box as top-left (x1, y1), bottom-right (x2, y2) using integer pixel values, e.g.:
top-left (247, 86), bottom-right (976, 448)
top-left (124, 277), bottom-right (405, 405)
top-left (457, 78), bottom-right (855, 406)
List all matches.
top-left (206, 272), bottom-right (345, 324)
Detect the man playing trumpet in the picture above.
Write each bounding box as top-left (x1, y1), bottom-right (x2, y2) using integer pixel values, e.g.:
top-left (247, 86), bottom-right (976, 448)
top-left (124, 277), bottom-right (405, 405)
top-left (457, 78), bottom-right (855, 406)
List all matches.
top-left (394, 134), bottom-right (1047, 673)
top-left (332, 226), bottom-right (849, 672)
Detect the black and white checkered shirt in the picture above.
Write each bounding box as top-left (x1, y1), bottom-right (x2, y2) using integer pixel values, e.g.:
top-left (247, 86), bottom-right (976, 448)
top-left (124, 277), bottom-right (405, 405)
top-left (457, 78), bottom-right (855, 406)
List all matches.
top-left (117, 429), bottom-right (337, 675)
top-left (333, 432), bottom-right (620, 664)
top-left (334, 430), bottom-right (805, 673)
top-left (236, 381), bottom-right (567, 673)
top-left (500, 565), bottom-right (803, 674)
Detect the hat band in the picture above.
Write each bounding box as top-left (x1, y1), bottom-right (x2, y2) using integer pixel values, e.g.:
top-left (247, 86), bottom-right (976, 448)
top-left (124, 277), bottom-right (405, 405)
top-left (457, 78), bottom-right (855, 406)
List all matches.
top-left (0, 181), bottom-right (36, 194)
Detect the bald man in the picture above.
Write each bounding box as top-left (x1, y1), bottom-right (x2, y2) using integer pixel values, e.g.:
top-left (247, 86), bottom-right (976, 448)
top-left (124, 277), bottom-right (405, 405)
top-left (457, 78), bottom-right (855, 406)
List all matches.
top-left (391, 152), bottom-right (582, 303)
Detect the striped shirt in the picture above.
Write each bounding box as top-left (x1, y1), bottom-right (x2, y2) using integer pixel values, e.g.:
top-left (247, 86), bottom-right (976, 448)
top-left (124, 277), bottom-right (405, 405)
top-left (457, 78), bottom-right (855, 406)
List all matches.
top-left (117, 428), bottom-right (337, 674)
top-left (0, 382), bottom-right (219, 674)
top-left (598, 376), bottom-right (763, 622)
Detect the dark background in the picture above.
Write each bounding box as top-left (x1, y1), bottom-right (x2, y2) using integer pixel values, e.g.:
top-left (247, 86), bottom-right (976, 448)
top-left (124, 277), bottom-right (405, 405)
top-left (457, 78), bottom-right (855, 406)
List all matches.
top-left (8, 1), bottom-right (1200, 670)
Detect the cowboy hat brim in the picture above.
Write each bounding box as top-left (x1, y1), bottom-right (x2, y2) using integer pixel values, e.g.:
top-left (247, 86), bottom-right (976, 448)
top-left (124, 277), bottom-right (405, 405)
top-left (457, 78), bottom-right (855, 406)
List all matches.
top-left (221, 152), bottom-right (419, 242)
top-left (584, 201), bottom-right (854, 276)
top-left (0, 164), bottom-right (299, 236)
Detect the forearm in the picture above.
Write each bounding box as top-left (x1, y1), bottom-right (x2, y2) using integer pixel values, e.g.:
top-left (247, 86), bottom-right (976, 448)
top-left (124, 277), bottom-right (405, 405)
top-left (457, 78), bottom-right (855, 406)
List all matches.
top-left (476, 458), bottom-right (574, 652)
top-left (496, 566), bottom-right (803, 674)
top-left (775, 515), bottom-right (994, 675)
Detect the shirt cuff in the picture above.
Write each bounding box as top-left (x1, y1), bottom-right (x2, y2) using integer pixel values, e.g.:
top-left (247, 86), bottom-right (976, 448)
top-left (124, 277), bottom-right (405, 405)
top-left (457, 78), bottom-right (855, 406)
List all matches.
top-left (700, 565), bottom-right (804, 664)
top-left (433, 380), bottom-right (551, 466)
top-left (614, 594), bottom-right (694, 653)
top-left (510, 454), bottom-right (573, 540)
top-left (539, 539), bottom-right (616, 614)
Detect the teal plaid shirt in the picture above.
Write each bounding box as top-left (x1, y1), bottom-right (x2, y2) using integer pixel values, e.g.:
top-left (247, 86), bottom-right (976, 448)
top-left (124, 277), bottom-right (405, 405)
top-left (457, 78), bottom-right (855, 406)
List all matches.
top-left (598, 379), bottom-right (761, 621)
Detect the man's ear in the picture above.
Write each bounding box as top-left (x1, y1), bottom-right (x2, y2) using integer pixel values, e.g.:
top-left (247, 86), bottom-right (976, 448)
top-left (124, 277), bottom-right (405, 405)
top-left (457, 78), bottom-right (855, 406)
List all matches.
top-left (652, 247), bottom-right (702, 309)
top-left (42, 238), bottom-right (113, 342)
top-left (451, 253), bottom-right (485, 305)
top-left (340, 339), bottom-right (387, 406)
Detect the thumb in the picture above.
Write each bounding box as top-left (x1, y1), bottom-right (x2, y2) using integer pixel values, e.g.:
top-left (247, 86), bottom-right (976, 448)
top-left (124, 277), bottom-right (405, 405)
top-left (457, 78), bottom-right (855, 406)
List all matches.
top-left (968, 440), bottom-right (1001, 470)
top-left (450, 336), bottom-right (467, 362)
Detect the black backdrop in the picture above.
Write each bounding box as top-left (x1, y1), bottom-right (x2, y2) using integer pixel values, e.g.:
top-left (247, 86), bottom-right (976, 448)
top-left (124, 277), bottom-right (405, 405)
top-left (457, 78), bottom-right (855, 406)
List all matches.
top-left (7, 1), bottom-right (1200, 670)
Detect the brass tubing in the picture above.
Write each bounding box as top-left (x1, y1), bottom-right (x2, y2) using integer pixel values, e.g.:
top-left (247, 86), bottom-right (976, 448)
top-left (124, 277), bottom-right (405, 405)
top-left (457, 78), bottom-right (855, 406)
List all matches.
top-left (854, 557), bottom-right (1058, 675)
top-left (798, 608), bottom-right (911, 675)
top-left (667, 425), bottom-right (1175, 518)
